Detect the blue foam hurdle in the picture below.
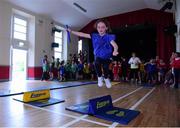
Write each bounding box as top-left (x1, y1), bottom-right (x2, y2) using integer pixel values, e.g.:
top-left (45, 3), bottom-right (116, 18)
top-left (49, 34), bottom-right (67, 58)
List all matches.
top-left (66, 95), bottom-right (140, 125)
top-left (88, 95), bottom-right (113, 115)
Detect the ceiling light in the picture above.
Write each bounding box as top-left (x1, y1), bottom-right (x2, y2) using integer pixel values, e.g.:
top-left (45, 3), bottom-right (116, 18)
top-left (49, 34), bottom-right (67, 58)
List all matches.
top-left (73, 2), bottom-right (87, 13)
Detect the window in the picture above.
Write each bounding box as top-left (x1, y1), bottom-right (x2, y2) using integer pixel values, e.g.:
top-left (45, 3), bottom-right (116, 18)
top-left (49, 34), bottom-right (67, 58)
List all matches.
top-left (54, 31), bottom-right (63, 60)
top-left (13, 16), bottom-right (27, 41)
top-left (78, 40), bottom-right (82, 53)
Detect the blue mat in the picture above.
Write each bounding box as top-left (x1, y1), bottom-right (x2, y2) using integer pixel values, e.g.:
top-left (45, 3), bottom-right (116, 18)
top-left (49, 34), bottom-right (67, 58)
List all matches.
top-left (66, 95), bottom-right (140, 125)
top-left (66, 102), bottom-right (89, 114)
top-left (0, 90), bottom-right (23, 96)
top-left (0, 81), bottom-right (96, 97)
top-left (13, 96), bottom-right (65, 107)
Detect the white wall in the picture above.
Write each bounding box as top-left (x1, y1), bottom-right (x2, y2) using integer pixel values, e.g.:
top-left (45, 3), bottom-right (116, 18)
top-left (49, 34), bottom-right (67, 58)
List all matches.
top-left (0, 0), bottom-right (79, 68)
top-left (0, 1), bottom-right (11, 65)
top-left (28, 15), bottom-right (35, 67)
top-left (175, 0), bottom-right (180, 52)
top-left (34, 17), bottom-right (53, 67)
top-left (67, 34), bottom-right (79, 60)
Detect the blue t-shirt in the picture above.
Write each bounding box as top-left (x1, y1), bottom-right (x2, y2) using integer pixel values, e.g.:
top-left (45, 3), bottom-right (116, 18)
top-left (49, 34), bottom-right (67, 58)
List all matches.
top-left (78, 63), bottom-right (84, 71)
top-left (91, 33), bottom-right (115, 59)
top-left (145, 63), bottom-right (157, 73)
top-left (59, 66), bottom-right (65, 75)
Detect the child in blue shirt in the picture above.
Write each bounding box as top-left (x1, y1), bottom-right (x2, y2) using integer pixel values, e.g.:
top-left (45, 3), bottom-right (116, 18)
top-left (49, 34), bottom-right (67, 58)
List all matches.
top-left (67, 19), bottom-right (118, 88)
top-left (145, 59), bottom-right (157, 84)
top-left (59, 61), bottom-right (65, 81)
top-left (77, 61), bottom-right (84, 80)
top-left (41, 55), bottom-right (49, 81)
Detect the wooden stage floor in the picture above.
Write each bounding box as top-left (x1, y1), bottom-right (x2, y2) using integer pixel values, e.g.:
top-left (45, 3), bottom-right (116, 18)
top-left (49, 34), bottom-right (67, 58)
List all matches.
top-left (0, 80), bottom-right (179, 127)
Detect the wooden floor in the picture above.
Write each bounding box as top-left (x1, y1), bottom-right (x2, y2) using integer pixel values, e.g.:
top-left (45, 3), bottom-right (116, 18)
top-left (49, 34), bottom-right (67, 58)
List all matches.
top-left (0, 80), bottom-right (179, 127)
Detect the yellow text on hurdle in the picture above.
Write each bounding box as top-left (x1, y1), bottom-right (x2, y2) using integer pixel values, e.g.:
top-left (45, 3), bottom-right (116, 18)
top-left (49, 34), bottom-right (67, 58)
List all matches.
top-left (23, 89), bottom-right (50, 102)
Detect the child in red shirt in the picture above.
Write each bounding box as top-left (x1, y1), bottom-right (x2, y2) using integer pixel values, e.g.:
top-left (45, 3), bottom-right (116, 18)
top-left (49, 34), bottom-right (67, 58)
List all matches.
top-left (171, 52), bottom-right (180, 89)
top-left (113, 61), bottom-right (120, 81)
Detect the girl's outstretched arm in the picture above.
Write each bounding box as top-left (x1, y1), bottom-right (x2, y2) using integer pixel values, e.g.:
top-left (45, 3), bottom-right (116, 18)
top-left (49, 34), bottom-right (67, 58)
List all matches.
top-left (110, 40), bottom-right (119, 56)
top-left (67, 28), bottom-right (91, 39)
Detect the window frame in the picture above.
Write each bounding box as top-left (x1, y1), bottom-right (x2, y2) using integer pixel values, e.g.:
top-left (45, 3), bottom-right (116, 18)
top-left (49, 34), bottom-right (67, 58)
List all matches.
top-left (54, 30), bottom-right (63, 60)
top-left (12, 14), bottom-right (28, 41)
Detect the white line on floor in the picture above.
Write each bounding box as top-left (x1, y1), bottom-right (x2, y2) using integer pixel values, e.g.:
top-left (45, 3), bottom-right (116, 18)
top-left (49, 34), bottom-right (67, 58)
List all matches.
top-left (129, 87), bottom-right (156, 110)
top-left (109, 87), bottom-right (156, 128)
top-left (61, 115), bottom-right (90, 127)
top-left (112, 87), bottom-right (143, 103)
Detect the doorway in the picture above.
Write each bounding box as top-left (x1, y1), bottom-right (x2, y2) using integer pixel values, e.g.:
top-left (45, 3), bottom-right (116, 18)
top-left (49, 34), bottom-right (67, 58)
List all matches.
top-left (12, 49), bottom-right (27, 81)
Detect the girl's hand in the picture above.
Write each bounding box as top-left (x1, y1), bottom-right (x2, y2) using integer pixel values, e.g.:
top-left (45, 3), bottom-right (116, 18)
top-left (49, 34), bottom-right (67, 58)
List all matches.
top-left (66, 28), bottom-right (72, 33)
top-left (113, 51), bottom-right (118, 56)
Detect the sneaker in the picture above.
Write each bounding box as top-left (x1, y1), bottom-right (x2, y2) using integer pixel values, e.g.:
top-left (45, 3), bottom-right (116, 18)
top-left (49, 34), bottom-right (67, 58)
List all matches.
top-left (104, 78), bottom-right (112, 88)
top-left (98, 77), bottom-right (104, 87)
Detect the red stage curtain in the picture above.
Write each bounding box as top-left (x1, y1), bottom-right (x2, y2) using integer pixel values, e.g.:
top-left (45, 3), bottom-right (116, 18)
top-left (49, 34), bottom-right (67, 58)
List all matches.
top-left (81, 9), bottom-right (175, 63)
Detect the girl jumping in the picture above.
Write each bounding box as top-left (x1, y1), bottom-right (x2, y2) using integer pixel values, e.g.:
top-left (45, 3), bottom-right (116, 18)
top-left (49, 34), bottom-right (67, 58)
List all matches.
top-left (67, 19), bottom-right (118, 88)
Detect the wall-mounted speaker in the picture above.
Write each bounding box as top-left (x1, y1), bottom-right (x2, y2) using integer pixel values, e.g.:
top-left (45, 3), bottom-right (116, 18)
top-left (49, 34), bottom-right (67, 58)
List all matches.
top-left (51, 42), bottom-right (59, 48)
